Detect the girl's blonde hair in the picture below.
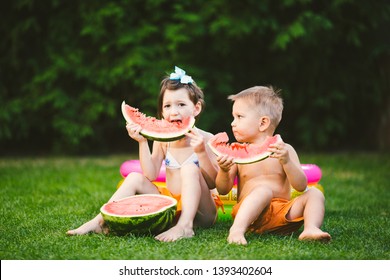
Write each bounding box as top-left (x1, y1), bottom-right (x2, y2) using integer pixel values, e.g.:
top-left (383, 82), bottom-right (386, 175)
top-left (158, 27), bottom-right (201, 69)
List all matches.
top-left (228, 86), bottom-right (283, 128)
top-left (157, 77), bottom-right (205, 119)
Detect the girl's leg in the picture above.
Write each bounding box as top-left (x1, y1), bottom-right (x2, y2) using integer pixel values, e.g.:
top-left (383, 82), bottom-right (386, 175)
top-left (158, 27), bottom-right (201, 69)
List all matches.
top-left (67, 172), bottom-right (159, 235)
top-left (227, 187), bottom-right (273, 245)
top-left (287, 187), bottom-right (331, 241)
top-left (155, 163), bottom-right (216, 242)
top-left (194, 183), bottom-right (218, 227)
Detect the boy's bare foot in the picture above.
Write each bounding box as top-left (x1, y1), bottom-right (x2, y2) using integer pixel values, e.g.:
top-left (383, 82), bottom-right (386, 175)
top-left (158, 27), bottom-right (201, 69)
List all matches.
top-left (227, 229), bottom-right (247, 245)
top-left (298, 228), bottom-right (331, 242)
top-left (155, 225), bottom-right (194, 242)
top-left (67, 216), bottom-right (105, 235)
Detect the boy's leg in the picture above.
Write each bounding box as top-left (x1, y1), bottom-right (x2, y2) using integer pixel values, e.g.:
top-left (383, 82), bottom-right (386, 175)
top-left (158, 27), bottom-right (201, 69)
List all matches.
top-left (228, 187), bottom-right (273, 245)
top-left (67, 172), bottom-right (159, 235)
top-left (287, 187), bottom-right (331, 241)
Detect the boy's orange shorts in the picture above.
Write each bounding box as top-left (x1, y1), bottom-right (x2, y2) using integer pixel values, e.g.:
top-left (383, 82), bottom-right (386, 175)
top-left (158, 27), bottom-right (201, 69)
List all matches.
top-left (232, 197), bottom-right (304, 235)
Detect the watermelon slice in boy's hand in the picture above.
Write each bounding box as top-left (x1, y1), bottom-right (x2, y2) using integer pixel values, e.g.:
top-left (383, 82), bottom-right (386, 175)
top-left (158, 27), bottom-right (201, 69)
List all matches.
top-left (208, 132), bottom-right (280, 164)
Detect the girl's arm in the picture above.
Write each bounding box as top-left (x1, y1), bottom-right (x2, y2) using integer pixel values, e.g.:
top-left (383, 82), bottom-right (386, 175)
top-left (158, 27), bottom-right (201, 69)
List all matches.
top-left (127, 123), bottom-right (164, 181)
top-left (139, 140), bottom-right (165, 181)
top-left (187, 129), bottom-right (219, 189)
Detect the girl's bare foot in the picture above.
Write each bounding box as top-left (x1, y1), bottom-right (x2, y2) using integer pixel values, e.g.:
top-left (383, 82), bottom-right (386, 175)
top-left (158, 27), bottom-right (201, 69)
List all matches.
top-left (299, 228), bottom-right (331, 242)
top-left (67, 216), bottom-right (105, 235)
top-left (155, 225), bottom-right (194, 242)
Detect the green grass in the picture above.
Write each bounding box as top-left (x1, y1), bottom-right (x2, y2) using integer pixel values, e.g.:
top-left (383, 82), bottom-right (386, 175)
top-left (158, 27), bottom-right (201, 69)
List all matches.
top-left (1, 153), bottom-right (389, 260)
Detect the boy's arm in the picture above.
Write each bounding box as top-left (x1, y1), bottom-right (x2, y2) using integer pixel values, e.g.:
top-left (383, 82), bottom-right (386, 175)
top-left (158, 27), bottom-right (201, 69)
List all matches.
top-left (281, 145), bottom-right (307, 192)
top-left (216, 155), bottom-right (238, 195)
top-left (268, 137), bottom-right (307, 192)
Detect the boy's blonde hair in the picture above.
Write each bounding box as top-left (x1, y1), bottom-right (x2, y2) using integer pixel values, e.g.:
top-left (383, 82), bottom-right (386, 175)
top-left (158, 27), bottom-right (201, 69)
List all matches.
top-left (228, 86), bottom-right (283, 128)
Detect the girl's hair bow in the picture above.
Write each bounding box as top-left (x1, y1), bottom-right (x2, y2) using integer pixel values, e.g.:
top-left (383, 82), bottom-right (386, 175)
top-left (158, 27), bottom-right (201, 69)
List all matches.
top-left (169, 66), bottom-right (193, 84)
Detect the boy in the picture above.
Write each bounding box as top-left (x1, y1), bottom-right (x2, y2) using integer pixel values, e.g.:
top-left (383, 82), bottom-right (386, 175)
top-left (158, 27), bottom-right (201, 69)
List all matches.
top-left (216, 86), bottom-right (331, 245)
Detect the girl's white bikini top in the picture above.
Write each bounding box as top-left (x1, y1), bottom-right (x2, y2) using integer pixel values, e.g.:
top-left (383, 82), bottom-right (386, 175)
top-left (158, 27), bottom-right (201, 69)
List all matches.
top-left (164, 145), bottom-right (199, 169)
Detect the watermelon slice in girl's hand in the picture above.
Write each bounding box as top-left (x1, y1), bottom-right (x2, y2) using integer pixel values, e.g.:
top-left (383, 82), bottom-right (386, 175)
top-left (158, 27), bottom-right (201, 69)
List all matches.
top-left (207, 132), bottom-right (280, 164)
top-left (121, 101), bottom-right (195, 142)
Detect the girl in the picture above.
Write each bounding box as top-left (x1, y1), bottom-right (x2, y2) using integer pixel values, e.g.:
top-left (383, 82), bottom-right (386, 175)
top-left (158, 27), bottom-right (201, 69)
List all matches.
top-left (67, 67), bottom-right (220, 242)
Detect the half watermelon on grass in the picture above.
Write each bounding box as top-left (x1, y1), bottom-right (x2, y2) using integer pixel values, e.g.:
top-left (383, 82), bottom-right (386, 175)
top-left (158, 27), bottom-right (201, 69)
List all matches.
top-left (121, 101), bottom-right (195, 141)
top-left (208, 132), bottom-right (280, 164)
top-left (100, 194), bottom-right (177, 235)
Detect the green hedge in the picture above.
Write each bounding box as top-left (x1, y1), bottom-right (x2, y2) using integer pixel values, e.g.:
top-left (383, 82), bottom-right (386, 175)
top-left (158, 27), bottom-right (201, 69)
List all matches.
top-left (1, 0), bottom-right (389, 154)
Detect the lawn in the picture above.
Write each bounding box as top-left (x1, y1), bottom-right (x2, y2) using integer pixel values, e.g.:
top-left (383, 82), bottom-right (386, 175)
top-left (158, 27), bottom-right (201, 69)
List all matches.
top-left (0, 153), bottom-right (389, 260)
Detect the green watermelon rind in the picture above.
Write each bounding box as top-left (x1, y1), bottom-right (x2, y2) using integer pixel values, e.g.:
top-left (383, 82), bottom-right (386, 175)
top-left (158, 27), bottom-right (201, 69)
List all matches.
top-left (210, 149), bottom-right (272, 164)
top-left (121, 101), bottom-right (195, 142)
top-left (140, 132), bottom-right (189, 142)
top-left (207, 133), bottom-right (280, 164)
top-left (100, 195), bottom-right (177, 235)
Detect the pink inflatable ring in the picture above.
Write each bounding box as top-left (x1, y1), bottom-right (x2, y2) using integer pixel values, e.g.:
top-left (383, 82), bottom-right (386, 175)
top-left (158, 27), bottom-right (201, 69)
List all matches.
top-left (120, 160), bottom-right (322, 185)
top-left (119, 160), bottom-right (166, 182)
top-left (301, 164), bottom-right (322, 185)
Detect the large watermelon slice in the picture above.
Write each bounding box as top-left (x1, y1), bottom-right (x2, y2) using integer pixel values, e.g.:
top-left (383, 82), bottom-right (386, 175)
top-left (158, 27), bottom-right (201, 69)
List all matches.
top-left (100, 194), bottom-right (177, 235)
top-left (208, 132), bottom-right (280, 164)
top-left (121, 101), bottom-right (195, 141)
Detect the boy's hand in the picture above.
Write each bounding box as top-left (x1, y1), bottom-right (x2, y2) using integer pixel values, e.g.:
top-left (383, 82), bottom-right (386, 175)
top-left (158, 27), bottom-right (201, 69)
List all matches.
top-left (216, 155), bottom-right (235, 172)
top-left (268, 136), bottom-right (290, 165)
top-left (126, 123), bottom-right (146, 142)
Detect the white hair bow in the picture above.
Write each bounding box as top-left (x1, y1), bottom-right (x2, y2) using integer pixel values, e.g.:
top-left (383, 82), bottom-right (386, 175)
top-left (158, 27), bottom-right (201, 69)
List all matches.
top-left (169, 66), bottom-right (193, 84)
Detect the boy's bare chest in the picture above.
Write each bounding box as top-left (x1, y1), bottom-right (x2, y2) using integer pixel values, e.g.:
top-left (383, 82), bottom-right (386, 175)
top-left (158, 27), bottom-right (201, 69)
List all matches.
top-left (237, 159), bottom-right (284, 180)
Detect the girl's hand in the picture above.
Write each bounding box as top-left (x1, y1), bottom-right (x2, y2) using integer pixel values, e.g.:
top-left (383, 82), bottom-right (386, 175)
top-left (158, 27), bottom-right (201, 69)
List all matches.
top-left (268, 136), bottom-right (290, 164)
top-left (216, 154), bottom-right (235, 172)
top-left (186, 128), bottom-right (206, 153)
top-left (126, 123), bottom-right (146, 142)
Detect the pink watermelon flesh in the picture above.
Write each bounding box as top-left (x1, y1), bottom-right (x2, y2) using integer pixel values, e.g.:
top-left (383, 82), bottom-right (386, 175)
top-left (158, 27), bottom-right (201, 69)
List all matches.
top-left (102, 195), bottom-right (174, 216)
top-left (121, 101), bottom-right (195, 141)
top-left (208, 132), bottom-right (280, 164)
